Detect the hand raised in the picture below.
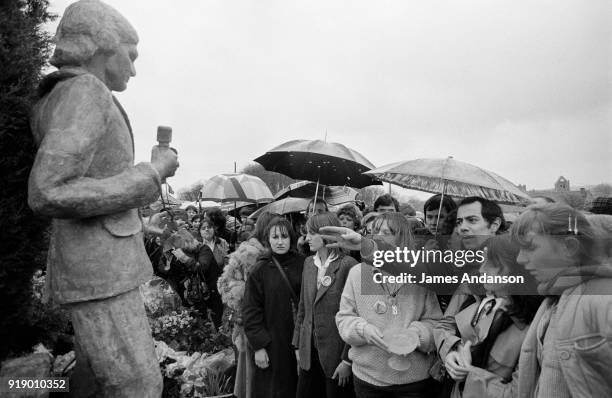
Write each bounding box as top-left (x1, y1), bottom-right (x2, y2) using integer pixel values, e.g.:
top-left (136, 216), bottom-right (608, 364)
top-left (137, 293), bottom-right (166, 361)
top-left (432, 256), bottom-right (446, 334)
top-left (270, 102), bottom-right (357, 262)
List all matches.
top-left (319, 226), bottom-right (362, 251)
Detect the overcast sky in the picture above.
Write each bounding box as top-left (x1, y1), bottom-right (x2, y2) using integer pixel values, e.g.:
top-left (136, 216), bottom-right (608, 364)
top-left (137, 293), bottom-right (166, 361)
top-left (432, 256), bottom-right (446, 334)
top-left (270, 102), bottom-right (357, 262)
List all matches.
top-left (45, 0), bottom-right (611, 195)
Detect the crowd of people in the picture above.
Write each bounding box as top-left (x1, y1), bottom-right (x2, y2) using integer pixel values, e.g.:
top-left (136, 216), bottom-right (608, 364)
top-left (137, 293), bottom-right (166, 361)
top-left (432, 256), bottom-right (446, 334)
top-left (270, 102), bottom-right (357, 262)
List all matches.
top-left (143, 193), bottom-right (612, 398)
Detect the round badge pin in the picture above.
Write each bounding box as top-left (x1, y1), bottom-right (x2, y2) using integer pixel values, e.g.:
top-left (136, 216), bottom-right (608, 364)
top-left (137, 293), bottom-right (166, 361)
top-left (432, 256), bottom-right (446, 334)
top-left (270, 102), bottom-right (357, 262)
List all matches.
top-left (374, 300), bottom-right (387, 314)
top-left (321, 276), bottom-right (332, 287)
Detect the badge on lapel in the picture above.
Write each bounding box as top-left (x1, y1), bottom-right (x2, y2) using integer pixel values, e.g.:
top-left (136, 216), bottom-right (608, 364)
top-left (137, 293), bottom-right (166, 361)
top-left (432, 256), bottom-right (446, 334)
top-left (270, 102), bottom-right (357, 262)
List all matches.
top-left (321, 275), bottom-right (332, 287)
top-left (374, 300), bottom-right (387, 314)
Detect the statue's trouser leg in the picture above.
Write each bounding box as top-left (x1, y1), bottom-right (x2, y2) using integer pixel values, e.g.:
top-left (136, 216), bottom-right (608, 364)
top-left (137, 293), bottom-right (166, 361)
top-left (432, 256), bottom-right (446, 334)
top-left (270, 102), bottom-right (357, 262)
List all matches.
top-left (68, 288), bottom-right (163, 398)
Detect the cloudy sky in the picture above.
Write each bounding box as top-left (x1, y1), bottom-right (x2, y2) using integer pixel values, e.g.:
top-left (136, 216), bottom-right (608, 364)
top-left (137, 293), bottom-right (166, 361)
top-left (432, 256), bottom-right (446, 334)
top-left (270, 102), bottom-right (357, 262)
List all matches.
top-left (45, 0), bottom-right (611, 195)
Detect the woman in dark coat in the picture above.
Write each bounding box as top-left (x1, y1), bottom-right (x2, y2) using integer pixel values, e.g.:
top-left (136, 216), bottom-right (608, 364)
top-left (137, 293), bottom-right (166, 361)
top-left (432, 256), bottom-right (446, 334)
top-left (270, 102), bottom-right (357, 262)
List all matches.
top-left (243, 218), bottom-right (305, 398)
top-left (191, 216), bottom-right (225, 328)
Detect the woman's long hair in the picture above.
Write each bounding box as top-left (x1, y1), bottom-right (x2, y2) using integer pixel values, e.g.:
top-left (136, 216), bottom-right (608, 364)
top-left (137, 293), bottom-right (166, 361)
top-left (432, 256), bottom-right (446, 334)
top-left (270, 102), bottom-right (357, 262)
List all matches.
top-left (263, 217), bottom-right (298, 253)
top-left (251, 212), bottom-right (281, 245)
top-left (306, 212), bottom-right (342, 257)
top-left (199, 215), bottom-right (217, 241)
top-left (486, 235), bottom-right (543, 324)
top-left (371, 212), bottom-right (415, 249)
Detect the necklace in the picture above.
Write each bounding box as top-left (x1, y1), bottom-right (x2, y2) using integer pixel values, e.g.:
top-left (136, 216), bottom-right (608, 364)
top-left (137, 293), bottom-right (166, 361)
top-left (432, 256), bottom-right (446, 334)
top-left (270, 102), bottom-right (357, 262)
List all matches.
top-left (372, 269), bottom-right (405, 316)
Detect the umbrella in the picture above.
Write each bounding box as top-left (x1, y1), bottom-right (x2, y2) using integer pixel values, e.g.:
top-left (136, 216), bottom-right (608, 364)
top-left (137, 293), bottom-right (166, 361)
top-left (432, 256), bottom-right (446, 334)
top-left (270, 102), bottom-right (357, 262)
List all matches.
top-left (499, 204), bottom-right (529, 213)
top-left (274, 181), bottom-right (360, 205)
top-left (180, 200), bottom-right (220, 210)
top-left (254, 139), bottom-right (380, 189)
top-left (201, 173), bottom-right (274, 231)
top-left (248, 197), bottom-right (311, 219)
top-left (365, 157), bottom-right (532, 204)
top-left (200, 173), bottom-right (274, 204)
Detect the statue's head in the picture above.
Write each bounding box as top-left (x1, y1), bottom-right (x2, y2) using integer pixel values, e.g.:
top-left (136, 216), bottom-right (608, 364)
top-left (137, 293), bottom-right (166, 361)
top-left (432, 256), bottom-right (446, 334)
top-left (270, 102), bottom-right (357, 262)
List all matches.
top-left (51, 0), bottom-right (138, 76)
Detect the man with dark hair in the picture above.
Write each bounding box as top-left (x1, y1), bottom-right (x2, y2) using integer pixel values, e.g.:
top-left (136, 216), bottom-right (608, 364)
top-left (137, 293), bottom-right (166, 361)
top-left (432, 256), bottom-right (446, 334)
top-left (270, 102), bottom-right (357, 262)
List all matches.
top-left (456, 196), bottom-right (505, 250)
top-left (207, 207), bottom-right (237, 252)
top-left (238, 204), bottom-right (257, 222)
top-left (373, 193), bottom-right (399, 213)
top-left (185, 205), bottom-right (198, 222)
top-left (423, 194), bottom-right (457, 235)
top-left (306, 197), bottom-right (329, 216)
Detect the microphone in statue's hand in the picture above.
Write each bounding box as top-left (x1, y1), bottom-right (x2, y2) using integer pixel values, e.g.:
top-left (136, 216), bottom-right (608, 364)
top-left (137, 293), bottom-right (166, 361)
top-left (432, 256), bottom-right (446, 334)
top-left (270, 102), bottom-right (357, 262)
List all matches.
top-left (157, 125), bottom-right (172, 147)
top-left (152, 125), bottom-right (179, 181)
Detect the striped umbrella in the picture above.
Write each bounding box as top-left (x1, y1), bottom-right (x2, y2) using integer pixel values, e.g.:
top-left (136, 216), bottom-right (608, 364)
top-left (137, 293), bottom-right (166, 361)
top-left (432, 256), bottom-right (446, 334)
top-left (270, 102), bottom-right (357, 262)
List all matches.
top-left (200, 173), bottom-right (274, 204)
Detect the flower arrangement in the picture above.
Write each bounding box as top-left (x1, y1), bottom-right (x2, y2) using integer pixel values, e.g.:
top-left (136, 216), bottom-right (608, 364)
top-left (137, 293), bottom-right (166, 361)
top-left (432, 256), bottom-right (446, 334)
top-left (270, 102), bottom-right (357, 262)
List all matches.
top-left (155, 339), bottom-right (234, 398)
top-left (140, 277), bottom-right (183, 318)
top-left (150, 308), bottom-right (231, 355)
top-left (151, 310), bottom-right (195, 340)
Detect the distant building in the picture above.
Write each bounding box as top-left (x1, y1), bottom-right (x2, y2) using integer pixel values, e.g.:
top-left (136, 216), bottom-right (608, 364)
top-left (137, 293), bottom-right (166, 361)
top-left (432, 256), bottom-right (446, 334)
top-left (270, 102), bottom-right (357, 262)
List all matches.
top-left (555, 176), bottom-right (570, 192)
top-left (525, 176), bottom-right (593, 209)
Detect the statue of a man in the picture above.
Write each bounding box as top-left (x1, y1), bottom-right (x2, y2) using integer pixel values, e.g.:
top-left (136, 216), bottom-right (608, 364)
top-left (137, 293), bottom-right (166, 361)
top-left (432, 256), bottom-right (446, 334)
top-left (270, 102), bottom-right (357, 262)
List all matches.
top-left (28, 1), bottom-right (178, 396)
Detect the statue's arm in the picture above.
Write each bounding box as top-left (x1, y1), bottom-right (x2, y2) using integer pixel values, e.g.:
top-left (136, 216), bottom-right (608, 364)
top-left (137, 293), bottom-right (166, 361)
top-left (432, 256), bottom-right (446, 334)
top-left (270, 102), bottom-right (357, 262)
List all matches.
top-left (28, 75), bottom-right (161, 219)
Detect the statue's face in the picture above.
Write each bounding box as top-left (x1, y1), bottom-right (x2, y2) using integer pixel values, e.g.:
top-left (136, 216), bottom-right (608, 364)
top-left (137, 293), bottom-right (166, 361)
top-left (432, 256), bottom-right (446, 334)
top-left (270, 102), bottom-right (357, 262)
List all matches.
top-left (104, 42), bottom-right (137, 92)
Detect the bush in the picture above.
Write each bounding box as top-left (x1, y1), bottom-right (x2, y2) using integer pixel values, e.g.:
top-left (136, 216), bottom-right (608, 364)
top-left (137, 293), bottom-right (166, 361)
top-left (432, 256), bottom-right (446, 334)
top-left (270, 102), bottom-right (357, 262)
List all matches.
top-left (27, 271), bottom-right (73, 354)
top-left (0, 0), bottom-right (55, 361)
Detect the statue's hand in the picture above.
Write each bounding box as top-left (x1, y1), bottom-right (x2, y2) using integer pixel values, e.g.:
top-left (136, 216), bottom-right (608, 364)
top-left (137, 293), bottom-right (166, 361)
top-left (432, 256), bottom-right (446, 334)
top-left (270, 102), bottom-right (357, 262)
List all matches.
top-left (151, 145), bottom-right (179, 179)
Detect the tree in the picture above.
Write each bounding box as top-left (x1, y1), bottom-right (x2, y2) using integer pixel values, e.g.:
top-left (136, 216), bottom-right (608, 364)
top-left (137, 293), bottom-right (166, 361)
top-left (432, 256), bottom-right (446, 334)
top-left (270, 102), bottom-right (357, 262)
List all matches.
top-left (177, 181), bottom-right (204, 201)
top-left (241, 163), bottom-right (296, 194)
top-left (0, 0), bottom-right (55, 360)
top-left (358, 186), bottom-right (386, 208)
top-left (403, 197), bottom-right (425, 214)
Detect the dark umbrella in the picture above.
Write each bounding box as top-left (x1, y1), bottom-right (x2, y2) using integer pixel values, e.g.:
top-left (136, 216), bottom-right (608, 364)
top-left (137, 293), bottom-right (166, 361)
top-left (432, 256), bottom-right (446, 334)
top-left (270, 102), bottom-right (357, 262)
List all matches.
top-left (254, 139), bottom-right (380, 189)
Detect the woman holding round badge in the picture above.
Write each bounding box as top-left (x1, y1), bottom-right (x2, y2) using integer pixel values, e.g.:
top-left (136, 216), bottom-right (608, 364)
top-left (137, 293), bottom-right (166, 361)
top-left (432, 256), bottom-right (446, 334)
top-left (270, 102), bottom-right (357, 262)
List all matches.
top-left (335, 213), bottom-right (443, 397)
top-left (294, 212), bottom-right (358, 398)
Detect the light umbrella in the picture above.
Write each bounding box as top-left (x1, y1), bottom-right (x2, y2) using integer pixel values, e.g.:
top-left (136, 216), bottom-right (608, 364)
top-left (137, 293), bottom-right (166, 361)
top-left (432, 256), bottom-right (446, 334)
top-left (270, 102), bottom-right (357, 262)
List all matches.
top-left (274, 180), bottom-right (360, 206)
top-left (365, 157), bottom-right (531, 204)
top-left (248, 197), bottom-right (311, 219)
top-left (200, 173), bottom-right (274, 203)
top-left (201, 173), bottom-right (274, 230)
top-left (365, 156), bottom-right (532, 234)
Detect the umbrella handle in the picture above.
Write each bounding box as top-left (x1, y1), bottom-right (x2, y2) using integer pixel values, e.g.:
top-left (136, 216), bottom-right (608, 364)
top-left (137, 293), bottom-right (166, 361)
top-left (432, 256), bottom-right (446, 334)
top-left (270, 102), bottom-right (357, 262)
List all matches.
top-left (197, 191), bottom-right (202, 215)
top-left (312, 175), bottom-right (320, 217)
top-left (434, 157), bottom-right (452, 237)
top-left (435, 180), bottom-right (447, 237)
